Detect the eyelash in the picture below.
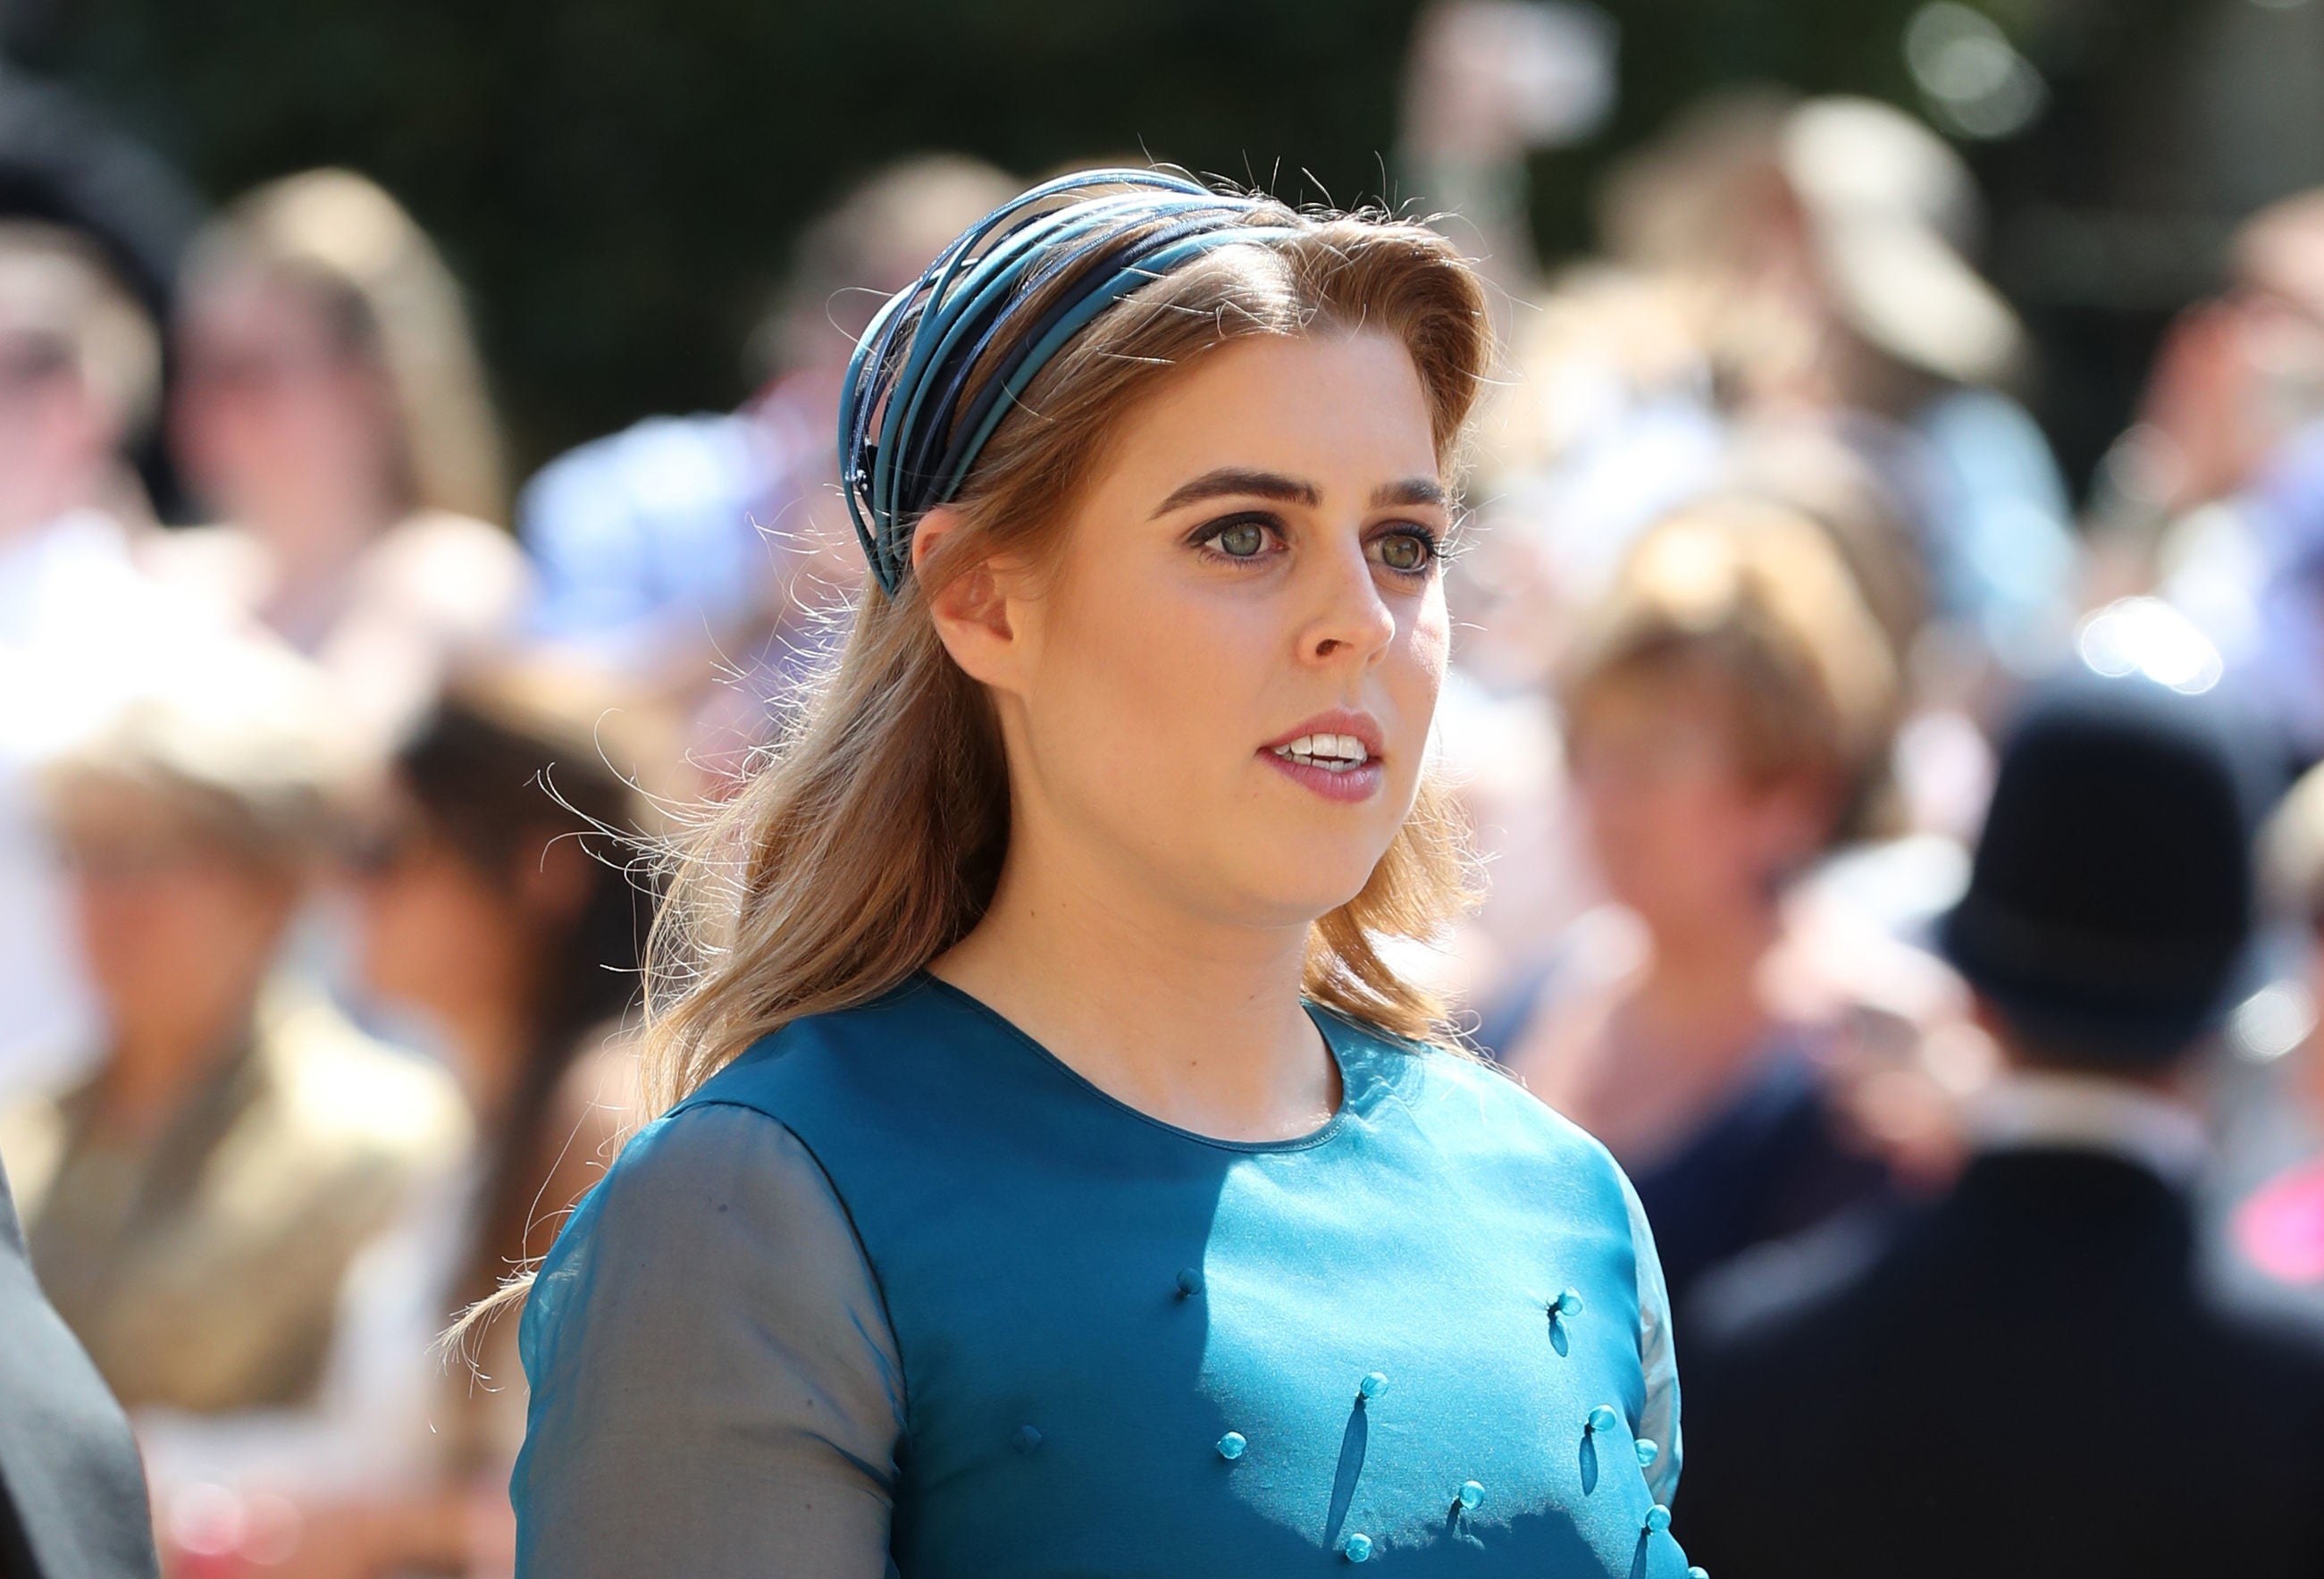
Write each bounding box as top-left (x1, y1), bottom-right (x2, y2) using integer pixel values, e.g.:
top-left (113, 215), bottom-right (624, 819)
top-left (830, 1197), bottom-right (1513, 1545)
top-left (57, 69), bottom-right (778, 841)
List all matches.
top-left (1188, 512), bottom-right (1446, 580)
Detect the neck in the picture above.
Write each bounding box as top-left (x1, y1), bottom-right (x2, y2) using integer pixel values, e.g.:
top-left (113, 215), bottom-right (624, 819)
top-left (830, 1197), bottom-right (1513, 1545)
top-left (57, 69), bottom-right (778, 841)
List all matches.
top-left (96, 995), bottom-right (260, 1139)
top-left (933, 839), bottom-right (1337, 1144)
top-left (436, 993), bottom-right (539, 1133)
top-left (1622, 901), bottom-right (1783, 1068)
top-left (248, 482), bottom-right (403, 634)
top-left (0, 460), bottom-right (105, 544)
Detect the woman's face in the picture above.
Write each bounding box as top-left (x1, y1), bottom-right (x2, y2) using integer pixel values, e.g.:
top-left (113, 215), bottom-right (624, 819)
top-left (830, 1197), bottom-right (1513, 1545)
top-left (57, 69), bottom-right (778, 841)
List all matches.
top-left (1570, 671), bottom-right (1825, 932)
top-left (344, 785), bottom-right (528, 1045)
top-left (955, 330), bottom-right (1452, 930)
top-left (52, 780), bottom-right (298, 1045)
top-left (171, 269), bottom-right (397, 532)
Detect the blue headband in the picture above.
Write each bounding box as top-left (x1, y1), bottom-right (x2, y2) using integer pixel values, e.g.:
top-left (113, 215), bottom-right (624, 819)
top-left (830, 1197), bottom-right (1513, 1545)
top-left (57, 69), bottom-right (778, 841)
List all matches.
top-left (837, 169), bottom-right (1294, 594)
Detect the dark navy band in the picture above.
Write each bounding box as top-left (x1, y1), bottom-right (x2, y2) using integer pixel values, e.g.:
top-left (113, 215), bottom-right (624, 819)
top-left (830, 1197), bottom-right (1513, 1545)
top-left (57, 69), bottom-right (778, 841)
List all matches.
top-left (837, 169), bottom-right (1291, 593)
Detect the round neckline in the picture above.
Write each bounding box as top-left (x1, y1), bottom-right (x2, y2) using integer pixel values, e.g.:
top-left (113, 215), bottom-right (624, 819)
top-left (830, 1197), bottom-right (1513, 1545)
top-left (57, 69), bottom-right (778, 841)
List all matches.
top-left (908, 970), bottom-right (1365, 1155)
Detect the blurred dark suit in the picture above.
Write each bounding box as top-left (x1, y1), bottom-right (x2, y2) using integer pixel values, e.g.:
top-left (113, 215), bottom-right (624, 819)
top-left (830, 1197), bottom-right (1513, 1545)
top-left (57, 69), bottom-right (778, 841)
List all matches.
top-left (1676, 1138), bottom-right (2324, 1579)
top-left (0, 1158), bottom-right (158, 1579)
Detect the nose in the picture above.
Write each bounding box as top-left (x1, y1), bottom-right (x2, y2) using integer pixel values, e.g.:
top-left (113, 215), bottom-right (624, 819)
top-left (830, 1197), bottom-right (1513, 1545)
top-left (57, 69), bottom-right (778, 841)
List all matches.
top-left (1297, 539), bottom-right (1397, 668)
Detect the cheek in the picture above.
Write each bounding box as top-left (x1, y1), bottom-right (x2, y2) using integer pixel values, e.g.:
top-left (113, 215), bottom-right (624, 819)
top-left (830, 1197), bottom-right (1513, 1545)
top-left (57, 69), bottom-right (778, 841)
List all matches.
top-left (76, 878), bottom-right (257, 986)
top-left (1585, 779), bottom-right (1729, 880)
top-left (361, 866), bottom-right (500, 983)
top-left (1393, 590), bottom-right (1451, 747)
top-left (1037, 567), bottom-right (1271, 780)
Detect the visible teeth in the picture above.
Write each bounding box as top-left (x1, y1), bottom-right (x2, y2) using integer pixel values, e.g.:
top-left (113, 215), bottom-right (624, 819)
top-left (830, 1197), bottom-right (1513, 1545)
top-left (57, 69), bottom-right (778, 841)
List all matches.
top-left (1271, 732), bottom-right (1371, 770)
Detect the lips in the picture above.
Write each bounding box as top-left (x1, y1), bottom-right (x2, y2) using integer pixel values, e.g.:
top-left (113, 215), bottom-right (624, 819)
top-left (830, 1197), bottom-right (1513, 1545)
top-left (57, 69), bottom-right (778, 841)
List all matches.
top-left (1260, 710), bottom-right (1388, 803)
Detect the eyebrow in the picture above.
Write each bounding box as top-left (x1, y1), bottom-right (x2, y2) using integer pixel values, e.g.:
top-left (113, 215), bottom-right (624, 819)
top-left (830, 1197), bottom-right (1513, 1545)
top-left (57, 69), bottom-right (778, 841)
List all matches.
top-left (1148, 466), bottom-right (1449, 517)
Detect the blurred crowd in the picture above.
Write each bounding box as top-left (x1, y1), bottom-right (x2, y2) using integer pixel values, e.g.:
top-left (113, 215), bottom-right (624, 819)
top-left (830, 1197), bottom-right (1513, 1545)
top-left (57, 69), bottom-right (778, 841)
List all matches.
top-left (13, 3), bottom-right (2324, 1575)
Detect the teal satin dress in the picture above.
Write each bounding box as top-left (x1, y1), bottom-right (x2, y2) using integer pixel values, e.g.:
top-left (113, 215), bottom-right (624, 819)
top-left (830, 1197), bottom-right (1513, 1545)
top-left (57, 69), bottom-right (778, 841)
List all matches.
top-left (514, 973), bottom-right (1694, 1576)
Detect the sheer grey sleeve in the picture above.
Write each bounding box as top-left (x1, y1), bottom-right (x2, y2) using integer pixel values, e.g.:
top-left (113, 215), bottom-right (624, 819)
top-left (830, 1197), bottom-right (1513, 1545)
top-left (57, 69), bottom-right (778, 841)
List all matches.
top-left (513, 1102), bottom-right (904, 1579)
top-left (1621, 1170), bottom-right (1682, 1508)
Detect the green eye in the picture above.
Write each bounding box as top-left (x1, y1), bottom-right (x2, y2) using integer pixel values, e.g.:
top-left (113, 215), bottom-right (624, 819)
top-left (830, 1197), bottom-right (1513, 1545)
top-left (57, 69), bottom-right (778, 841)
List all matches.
top-left (1215, 522), bottom-right (1268, 558)
top-left (1378, 533), bottom-right (1432, 573)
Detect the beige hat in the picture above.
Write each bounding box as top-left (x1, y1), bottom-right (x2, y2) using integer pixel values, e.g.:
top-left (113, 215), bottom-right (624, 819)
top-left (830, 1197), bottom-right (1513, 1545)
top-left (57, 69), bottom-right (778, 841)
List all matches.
top-left (45, 625), bottom-right (363, 861)
top-left (1780, 97), bottom-right (2026, 388)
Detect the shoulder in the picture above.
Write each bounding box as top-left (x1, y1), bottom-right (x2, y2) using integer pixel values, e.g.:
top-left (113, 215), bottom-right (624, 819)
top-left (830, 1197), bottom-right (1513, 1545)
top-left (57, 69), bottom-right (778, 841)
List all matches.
top-left (524, 1101), bottom-right (868, 1360)
top-left (1684, 1198), bottom-right (1917, 1361)
top-left (136, 522), bottom-right (272, 618)
top-left (256, 987), bottom-right (471, 1172)
top-left (577, 1101), bottom-right (836, 1237)
top-left (0, 1087), bottom-right (75, 1220)
top-left (682, 977), bottom-right (990, 1123)
top-left (357, 511), bottom-right (532, 622)
top-left (1336, 1009), bottom-right (1639, 1205)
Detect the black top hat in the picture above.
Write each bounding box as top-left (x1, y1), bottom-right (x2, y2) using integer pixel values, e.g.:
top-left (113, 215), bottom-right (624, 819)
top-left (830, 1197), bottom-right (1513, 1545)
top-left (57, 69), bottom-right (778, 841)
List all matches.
top-left (1940, 668), bottom-right (2270, 1067)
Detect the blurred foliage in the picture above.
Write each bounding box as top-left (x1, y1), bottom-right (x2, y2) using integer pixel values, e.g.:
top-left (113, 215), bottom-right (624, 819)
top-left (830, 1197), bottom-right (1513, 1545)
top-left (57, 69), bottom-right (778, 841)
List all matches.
top-left (3, 0), bottom-right (2209, 486)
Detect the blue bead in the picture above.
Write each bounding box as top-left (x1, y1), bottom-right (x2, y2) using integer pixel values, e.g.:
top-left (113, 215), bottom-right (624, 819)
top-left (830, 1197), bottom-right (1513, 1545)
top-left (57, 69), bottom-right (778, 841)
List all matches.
top-left (1556, 1289), bottom-right (1585, 1317)
top-left (1216, 1432), bottom-right (1246, 1461)
top-left (1588, 1404), bottom-right (1622, 1435)
top-left (1344, 1533), bottom-right (1374, 1563)
top-left (1634, 1437), bottom-right (1660, 1467)
top-left (1175, 1268), bottom-right (1204, 1298)
top-left (1010, 1425), bottom-right (1042, 1455)
top-left (1359, 1371), bottom-right (1389, 1399)
top-left (1687, 1569), bottom-right (1709, 1579)
top-left (1646, 1504), bottom-right (1672, 1533)
top-left (1456, 1480), bottom-right (1485, 1510)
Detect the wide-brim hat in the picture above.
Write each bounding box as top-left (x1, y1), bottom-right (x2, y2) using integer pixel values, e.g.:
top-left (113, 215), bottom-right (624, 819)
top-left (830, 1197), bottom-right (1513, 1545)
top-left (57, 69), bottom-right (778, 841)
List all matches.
top-left (1781, 97), bottom-right (2026, 389)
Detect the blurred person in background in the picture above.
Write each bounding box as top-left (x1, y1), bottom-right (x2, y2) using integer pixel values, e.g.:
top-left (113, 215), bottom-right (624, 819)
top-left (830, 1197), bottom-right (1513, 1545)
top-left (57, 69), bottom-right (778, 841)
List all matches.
top-left (0, 629), bottom-right (467, 1437)
top-left (167, 170), bottom-right (530, 750)
top-left (1395, 0), bottom-right (1616, 328)
top-left (2231, 760), bottom-right (2324, 1290)
top-left (2093, 189), bottom-right (2324, 767)
top-left (0, 221), bottom-right (205, 1105)
top-left (518, 155), bottom-right (1013, 763)
top-left (1472, 500), bottom-right (1929, 1307)
top-left (1603, 92), bottom-right (2080, 683)
top-left (1678, 663), bottom-right (2324, 1579)
top-left (164, 664), bottom-right (663, 1578)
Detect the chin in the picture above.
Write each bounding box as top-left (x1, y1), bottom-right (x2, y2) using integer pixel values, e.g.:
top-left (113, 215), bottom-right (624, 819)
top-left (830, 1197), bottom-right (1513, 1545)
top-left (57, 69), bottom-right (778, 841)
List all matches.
top-left (1233, 837), bottom-right (1394, 925)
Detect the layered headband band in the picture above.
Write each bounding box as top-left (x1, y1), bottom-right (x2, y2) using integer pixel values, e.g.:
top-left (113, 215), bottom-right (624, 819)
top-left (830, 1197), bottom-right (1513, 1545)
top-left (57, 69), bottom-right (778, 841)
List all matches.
top-left (838, 168), bottom-right (1292, 593)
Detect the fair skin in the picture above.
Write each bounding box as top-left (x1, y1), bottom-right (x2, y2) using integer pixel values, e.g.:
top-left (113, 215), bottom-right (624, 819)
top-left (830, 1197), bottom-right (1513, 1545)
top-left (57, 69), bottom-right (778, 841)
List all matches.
top-left (172, 271), bottom-right (405, 643)
top-left (0, 325), bottom-right (119, 541)
top-left (1506, 669), bottom-right (1833, 1160)
top-left (346, 782), bottom-right (588, 1127)
top-left (917, 331), bottom-right (1452, 1143)
top-left (53, 780), bottom-right (303, 1139)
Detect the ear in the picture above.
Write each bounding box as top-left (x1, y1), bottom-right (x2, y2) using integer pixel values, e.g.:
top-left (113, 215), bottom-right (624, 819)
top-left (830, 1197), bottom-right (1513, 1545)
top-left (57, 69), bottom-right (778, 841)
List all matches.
top-left (913, 506), bottom-right (1028, 694)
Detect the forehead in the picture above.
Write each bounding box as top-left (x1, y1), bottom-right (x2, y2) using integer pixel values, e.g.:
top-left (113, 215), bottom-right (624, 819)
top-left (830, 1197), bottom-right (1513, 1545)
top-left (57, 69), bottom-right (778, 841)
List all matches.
top-left (1573, 659), bottom-right (1741, 735)
top-left (182, 269), bottom-right (333, 343)
top-left (1092, 332), bottom-right (1440, 500)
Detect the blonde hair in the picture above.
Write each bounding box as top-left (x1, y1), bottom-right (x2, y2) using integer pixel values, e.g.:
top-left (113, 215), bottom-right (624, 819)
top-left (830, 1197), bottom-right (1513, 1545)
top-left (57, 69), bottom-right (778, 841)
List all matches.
top-left (643, 206), bottom-right (1491, 1111)
top-left (1559, 498), bottom-right (1900, 837)
top-left (187, 169), bottom-right (508, 523)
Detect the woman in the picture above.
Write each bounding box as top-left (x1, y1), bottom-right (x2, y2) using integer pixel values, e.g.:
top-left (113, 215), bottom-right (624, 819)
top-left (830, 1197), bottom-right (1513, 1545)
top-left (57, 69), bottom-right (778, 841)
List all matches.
top-left (0, 629), bottom-right (466, 1419)
top-left (166, 169), bottom-right (530, 747)
top-left (510, 171), bottom-right (1700, 1577)
top-left (203, 666), bottom-right (661, 1577)
top-left (1475, 500), bottom-right (1914, 1308)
